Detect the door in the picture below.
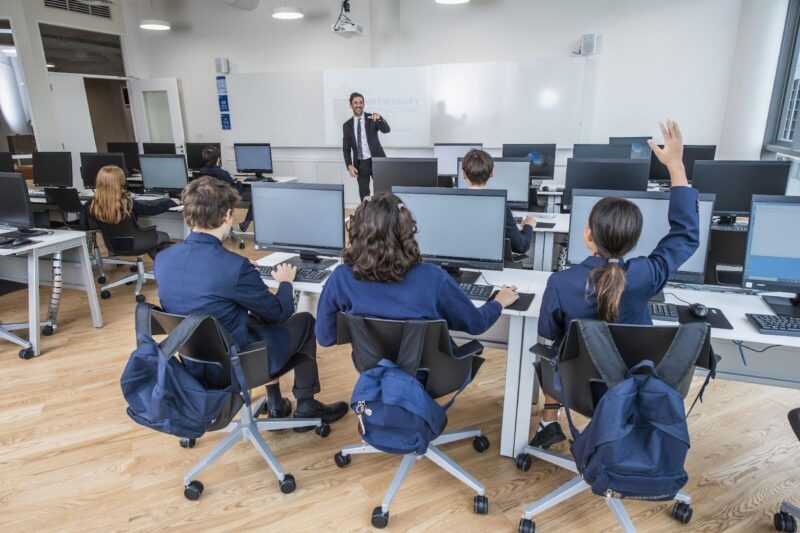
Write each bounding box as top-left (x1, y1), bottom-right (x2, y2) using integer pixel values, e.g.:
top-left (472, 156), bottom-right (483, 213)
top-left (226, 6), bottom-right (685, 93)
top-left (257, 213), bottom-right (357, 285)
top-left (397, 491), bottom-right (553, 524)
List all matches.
top-left (49, 73), bottom-right (97, 188)
top-left (128, 78), bottom-right (186, 154)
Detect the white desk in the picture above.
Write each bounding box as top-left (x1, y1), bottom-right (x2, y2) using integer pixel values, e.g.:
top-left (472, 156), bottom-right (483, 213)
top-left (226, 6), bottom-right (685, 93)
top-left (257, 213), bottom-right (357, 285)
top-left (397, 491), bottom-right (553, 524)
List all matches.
top-left (512, 212), bottom-right (570, 271)
top-left (0, 229), bottom-right (103, 356)
top-left (538, 188), bottom-right (563, 213)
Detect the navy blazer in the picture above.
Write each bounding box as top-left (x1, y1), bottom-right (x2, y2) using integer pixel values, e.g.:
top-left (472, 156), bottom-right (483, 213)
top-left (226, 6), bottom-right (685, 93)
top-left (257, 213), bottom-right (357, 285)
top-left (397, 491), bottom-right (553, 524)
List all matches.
top-left (506, 204), bottom-right (533, 253)
top-left (342, 113), bottom-right (390, 167)
top-left (154, 232), bottom-right (296, 367)
top-left (197, 165), bottom-right (243, 191)
top-left (538, 186), bottom-right (700, 348)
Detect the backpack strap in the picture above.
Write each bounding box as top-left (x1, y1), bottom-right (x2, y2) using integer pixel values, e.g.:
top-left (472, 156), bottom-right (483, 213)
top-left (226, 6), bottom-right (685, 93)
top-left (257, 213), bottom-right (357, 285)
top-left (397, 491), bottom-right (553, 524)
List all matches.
top-left (135, 302), bottom-right (156, 342)
top-left (347, 315), bottom-right (385, 371)
top-left (229, 345), bottom-right (251, 406)
top-left (655, 322), bottom-right (708, 390)
top-left (576, 320), bottom-right (629, 389)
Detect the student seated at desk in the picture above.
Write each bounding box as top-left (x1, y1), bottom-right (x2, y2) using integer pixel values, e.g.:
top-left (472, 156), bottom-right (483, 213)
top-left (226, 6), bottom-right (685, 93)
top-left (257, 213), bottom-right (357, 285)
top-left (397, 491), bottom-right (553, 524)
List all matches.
top-left (315, 193), bottom-right (520, 347)
top-left (461, 149), bottom-right (536, 254)
top-left (532, 120), bottom-right (699, 449)
top-left (82, 165), bottom-right (175, 258)
top-left (196, 145), bottom-right (253, 232)
top-left (154, 177), bottom-right (347, 425)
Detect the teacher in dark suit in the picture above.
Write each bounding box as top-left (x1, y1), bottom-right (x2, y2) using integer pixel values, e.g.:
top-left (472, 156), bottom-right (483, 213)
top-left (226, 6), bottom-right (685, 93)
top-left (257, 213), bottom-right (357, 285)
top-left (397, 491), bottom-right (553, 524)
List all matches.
top-left (342, 92), bottom-right (391, 200)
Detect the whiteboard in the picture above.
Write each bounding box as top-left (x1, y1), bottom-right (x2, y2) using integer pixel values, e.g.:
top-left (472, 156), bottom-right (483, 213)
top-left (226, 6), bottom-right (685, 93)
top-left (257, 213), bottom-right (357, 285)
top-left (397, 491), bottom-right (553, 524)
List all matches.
top-left (225, 57), bottom-right (585, 148)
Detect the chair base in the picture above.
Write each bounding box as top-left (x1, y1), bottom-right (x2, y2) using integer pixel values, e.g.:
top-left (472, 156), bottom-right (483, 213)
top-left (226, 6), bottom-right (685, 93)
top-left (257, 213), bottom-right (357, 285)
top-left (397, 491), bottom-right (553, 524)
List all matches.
top-left (775, 501), bottom-right (800, 532)
top-left (517, 444), bottom-right (692, 532)
top-left (1, 321), bottom-right (55, 358)
top-left (100, 257), bottom-right (154, 299)
top-left (337, 428), bottom-right (488, 525)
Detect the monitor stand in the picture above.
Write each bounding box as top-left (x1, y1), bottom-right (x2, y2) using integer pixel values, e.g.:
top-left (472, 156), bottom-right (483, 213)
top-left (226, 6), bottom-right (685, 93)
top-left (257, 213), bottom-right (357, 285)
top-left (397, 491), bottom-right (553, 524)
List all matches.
top-left (255, 171), bottom-right (275, 183)
top-left (280, 254), bottom-right (337, 271)
top-left (763, 294), bottom-right (800, 318)
top-left (443, 266), bottom-right (480, 284)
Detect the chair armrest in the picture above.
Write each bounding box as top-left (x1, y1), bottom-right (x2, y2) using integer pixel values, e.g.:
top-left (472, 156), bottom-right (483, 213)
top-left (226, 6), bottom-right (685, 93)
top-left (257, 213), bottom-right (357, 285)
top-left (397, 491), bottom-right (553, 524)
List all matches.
top-left (137, 225), bottom-right (157, 233)
top-left (453, 339), bottom-right (484, 359)
top-left (240, 340), bottom-right (268, 357)
top-left (530, 343), bottom-right (555, 362)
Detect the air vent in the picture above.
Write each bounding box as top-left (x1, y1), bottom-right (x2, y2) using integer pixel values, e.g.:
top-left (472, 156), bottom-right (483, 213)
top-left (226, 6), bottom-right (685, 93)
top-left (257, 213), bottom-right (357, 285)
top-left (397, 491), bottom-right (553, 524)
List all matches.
top-left (44, 0), bottom-right (112, 20)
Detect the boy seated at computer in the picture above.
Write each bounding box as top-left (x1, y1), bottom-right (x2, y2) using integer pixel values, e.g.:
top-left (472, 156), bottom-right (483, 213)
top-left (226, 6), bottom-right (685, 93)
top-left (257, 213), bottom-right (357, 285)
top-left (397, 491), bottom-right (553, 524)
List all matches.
top-left (197, 145), bottom-right (254, 233)
top-left (461, 149), bottom-right (536, 254)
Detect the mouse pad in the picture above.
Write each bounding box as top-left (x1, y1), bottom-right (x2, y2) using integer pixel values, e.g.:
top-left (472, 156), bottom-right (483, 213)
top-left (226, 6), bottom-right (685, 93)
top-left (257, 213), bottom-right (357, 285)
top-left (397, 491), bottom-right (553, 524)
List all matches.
top-left (535, 222), bottom-right (556, 229)
top-left (676, 305), bottom-right (733, 330)
top-left (489, 291), bottom-right (535, 312)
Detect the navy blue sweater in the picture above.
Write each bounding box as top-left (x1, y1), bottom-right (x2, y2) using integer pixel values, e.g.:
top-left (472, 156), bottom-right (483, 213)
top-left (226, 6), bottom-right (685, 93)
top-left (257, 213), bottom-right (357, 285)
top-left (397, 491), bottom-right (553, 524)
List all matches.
top-left (197, 165), bottom-right (238, 188)
top-left (315, 262), bottom-right (503, 347)
top-left (506, 204), bottom-right (533, 253)
top-left (538, 185), bottom-right (700, 347)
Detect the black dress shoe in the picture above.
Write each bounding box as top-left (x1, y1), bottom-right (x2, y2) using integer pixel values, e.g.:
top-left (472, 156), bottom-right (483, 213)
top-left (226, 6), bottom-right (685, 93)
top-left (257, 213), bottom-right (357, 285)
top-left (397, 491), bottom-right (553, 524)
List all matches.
top-left (266, 397), bottom-right (292, 419)
top-left (238, 221), bottom-right (250, 232)
top-left (529, 422), bottom-right (566, 449)
top-left (292, 400), bottom-right (348, 432)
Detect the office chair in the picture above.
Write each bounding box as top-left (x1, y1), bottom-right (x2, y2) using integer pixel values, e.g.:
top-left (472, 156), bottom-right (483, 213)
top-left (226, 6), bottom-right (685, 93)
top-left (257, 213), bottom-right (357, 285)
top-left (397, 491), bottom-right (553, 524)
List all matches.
top-left (774, 408), bottom-right (800, 532)
top-left (528, 188), bottom-right (547, 213)
top-left (333, 313), bottom-right (491, 528)
top-left (142, 304), bottom-right (327, 499)
top-left (504, 238), bottom-right (527, 269)
top-left (517, 321), bottom-right (715, 533)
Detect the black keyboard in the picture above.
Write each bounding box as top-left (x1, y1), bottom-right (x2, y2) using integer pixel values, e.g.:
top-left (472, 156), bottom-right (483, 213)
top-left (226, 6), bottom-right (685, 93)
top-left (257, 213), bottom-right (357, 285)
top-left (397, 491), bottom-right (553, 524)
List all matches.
top-left (258, 265), bottom-right (329, 283)
top-left (747, 314), bottom-right (800, 337)
top-left (649, 302), bottom-right (679, 322)
top-left (243, 176), bottom-right (276, 183)
top-left (460, 283), bottom-right (494, 301)
top-left (1, 229), bottom-right (49, 239)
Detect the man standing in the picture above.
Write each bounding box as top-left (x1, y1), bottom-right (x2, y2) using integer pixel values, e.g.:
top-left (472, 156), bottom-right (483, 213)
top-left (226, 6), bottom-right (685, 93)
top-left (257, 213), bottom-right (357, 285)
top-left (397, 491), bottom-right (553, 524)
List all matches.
top-left (342, 92), bottom-right (390, 200)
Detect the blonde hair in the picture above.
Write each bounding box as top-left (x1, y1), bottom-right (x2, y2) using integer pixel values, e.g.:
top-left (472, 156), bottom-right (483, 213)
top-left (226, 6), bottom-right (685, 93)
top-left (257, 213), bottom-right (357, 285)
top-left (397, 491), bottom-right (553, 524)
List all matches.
top-left (90, 165), bottom-right (132, 224)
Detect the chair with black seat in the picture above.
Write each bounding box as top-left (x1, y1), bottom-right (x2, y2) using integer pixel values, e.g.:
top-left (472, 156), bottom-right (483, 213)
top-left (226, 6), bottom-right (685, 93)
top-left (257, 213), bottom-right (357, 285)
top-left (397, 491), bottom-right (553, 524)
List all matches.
top-left (528, 187), bottom-right (548, 213)
top-left (144, 304), bottom-right (327, 500)
top-left (516, 320), bottom-right (715, 533)
top-left (332, 312), bottom-right (491, 528)
top-left (774, 408), bottom-right (800, 532)
top-left (504, 238), bottom-right (527, 269)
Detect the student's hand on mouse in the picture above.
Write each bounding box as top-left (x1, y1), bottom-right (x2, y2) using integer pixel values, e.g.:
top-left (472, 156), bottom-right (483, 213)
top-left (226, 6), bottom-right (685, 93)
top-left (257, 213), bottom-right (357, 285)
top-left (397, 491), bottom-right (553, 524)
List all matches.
top-left (348, 165), bottom-right (359, 178)
top-left (521, 215), bottom-right (536, 228)
top-left (272, 263), bottom-right (297, 283)
top-left (494, 285), bottom-right (520, 308)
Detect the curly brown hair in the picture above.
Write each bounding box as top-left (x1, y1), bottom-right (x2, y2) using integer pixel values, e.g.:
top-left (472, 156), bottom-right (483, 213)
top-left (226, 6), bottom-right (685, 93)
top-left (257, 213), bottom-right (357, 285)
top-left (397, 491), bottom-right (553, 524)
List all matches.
top-left (343, 192), bottom-right (421, 282)
top-left (181, 176), bottom-right (240, 230)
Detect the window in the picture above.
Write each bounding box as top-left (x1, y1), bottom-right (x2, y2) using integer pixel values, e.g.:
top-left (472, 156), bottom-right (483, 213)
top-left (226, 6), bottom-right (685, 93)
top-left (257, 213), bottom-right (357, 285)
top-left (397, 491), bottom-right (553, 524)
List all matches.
top-left (39, 23), bottom-right (125, 77)
top-left (767, 1), bottom-right (800, 149)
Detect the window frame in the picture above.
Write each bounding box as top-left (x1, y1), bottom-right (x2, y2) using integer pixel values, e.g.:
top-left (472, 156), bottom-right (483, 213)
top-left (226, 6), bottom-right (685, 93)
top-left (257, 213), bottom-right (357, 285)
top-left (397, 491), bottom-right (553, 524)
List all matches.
top-left (766, 0), bottom-right (800, 151)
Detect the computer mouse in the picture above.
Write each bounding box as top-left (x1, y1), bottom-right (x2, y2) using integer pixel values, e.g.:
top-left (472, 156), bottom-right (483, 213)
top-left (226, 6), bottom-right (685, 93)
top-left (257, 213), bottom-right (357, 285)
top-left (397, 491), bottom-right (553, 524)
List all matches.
top-left (12, 238), bottom-right (30, 247)
top-left (689, 303), bottom-right (709, 319)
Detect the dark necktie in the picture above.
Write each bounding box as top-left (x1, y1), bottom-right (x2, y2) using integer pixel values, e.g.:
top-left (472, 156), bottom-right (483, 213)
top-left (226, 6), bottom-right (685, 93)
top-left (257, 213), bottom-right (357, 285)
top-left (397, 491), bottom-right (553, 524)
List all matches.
top-left (356, 118), bottom-right (364, 161)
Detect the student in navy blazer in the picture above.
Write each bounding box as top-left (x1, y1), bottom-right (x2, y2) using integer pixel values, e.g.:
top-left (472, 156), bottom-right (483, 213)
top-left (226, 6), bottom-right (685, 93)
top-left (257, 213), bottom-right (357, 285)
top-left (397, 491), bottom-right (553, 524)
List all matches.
top-left (154, 176), bottom-right (347, 425)
top-left (531, 120), bottom-right (700, 449)
top-left (460, 149), bottom-right (537, 255)
top-left (196, 145), bottom-right (254, 232)
top-left (315, 193), bottom-right (520, 349)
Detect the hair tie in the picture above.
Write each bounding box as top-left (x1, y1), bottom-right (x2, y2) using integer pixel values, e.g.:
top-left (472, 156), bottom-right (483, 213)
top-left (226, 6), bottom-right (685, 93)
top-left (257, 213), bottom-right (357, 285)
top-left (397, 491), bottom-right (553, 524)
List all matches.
top-left (363, 196), bottom-right (372, 203)
top-left (608, 258), bottom-right (621, 264)
top-left (398, 203), bottom-right (405, 211)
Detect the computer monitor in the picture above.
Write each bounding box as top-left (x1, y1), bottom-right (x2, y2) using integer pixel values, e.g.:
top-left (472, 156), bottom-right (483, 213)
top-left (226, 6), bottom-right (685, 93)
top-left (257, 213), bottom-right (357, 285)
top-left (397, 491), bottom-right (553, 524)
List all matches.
top-left (501, 143), bottom-right (556, 178)
top-left (107, 142), bottom-right (141, 174)
top-left (142, 142), bottom-right (176, 155)
top-left (692, 160), bottom-right (790, 220)
top-left (649, 144), bottom-right (716, 182)
top-left (32, 151), bottom-right (73, 188)
top-left (186, 142), bottom-right (220, 170)
top-left (0, 173), bottom-right (35, 230)
top-left (393, 187), bottom-right (506, 281)
top-left (372, 158), bottom-right (439, 194)
top-left (573, 144), bottom-right (632, 160)
top-left (0, 152), bottom-right (13, 173)
top-left (609, 136), bottom-right (652, 160)
top-left (743, 195), bottom-right (800, 317)
top-left (457, 157), bottom-right (530, 210)
top-left (566, 189), bottom-right (716, 284)
top-left (80, 152), bottom-right (127, 189)
top-left (252, 182), bottom-right (344, 268)
top-left (234, 143), bottom-right (273, 178)
top-left (562, 158), bottom-right (650, 210)
top-left (433, 143), bottom-right (482, 176)
top-left (139, 154), bottom-right (188, 193)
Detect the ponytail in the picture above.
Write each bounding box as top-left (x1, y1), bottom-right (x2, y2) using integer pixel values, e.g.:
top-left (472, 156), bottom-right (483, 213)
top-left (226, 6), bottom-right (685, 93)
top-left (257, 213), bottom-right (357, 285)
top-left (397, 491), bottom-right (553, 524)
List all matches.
top-left (589, 262), bottom-right (627, 323)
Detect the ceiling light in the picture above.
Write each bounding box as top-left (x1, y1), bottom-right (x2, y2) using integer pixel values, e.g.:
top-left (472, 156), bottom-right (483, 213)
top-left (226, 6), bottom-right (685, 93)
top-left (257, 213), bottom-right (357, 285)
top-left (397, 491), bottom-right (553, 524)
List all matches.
top-left (272, 6), bottom-right (304, 20)
top-left (139, 19), bottom-right (171, 31)
top-left (436, 0), bottom-right (470, 4)
top-left (46, 63), bottom-right (56, 69)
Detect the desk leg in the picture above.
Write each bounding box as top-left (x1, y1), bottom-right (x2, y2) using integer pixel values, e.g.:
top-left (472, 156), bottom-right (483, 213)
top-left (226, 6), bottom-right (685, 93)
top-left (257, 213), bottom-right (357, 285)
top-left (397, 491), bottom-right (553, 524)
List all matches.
top-left (513, 317), bottom-right (540, 456)
top-left (547, 195), bottom-right (557, 214)
top-left (78, 239), bottom-right (103, 328)
top-left (532, 234), bottom-right (545, 271)
top-left (27, 249), bottom-right (40, 356)
top-left (542, 233), bottom-right (555, 273)
top-left (501, 316), bottom-right (525, 457)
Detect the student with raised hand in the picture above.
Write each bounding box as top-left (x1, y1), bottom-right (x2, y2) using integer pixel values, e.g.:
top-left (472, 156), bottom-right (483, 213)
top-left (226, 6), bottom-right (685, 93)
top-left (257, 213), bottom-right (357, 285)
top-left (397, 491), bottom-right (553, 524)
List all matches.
top-left (461, 149), bottom-right (536, 254)
top-left (314, 192), bottom-right (520, 348)
top-left (530, 120), bottom-right (700, 449)
top-left (196, 145), bottom-right (253, 232)
top-left (154, 176), bottom-right (348, 427)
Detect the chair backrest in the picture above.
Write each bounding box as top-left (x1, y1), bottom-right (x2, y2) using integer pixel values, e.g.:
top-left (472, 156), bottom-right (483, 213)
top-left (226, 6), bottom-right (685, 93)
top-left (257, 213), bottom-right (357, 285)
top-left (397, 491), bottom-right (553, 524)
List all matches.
top-left (503, 238), bottom-right (523, 269)
top-left (44, 187), bottom-right (83, 213)
top-left (336, 313), bottom-right (473, 399)
top-left (91, 212), bottom-right (159, 256)
top-left (554, 321), bottom-right (713, 418)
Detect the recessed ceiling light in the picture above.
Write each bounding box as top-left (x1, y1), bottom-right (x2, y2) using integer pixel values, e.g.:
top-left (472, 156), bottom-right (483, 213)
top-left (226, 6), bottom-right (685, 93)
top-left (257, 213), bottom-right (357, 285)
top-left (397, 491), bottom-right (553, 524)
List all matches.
top-left (272, 6), bottom-right (304, 20)
top-left (436, 0), bottom-right (470, 4)
top-left (139, 19), bottom-right (171, 31)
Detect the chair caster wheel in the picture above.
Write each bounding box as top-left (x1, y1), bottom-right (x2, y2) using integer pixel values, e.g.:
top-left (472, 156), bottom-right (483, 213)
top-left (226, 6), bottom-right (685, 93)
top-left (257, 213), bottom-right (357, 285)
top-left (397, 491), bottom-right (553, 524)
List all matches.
top-left (238, 242), bottom-right (245, 250)
top-left (474, 495), bottom-right (489, 514)
top-left (130, 266), bottom-right (138, 273)
top-left (179, 437), bottom-right (196, 448)
top-left (42, 325), bottom-right (54, 336)
top-left (472, 435), bottom-right (490, 453)
top-left (775, 511), bottom-right (798, 532)
top-left (18, 348), bottom-right (34, 359)
top-left (518, 518), bottom-right (536, 533)
top-left (672, 502), bottom-right (693, 524)
top-left (97, 276), bottom-right (106, 284)
top-left (136, 294), bottom-right (146, 303)
top-left (100, 290), bottom-right (111, 300)
top-left (371, 506), bottom-right (389, 528)
top-left (315, 423), bottom-right (330, 437)
top-left (183, 480), bottom-right (204, 500)
top-left (334, 451), bottom-right (351, 468)
top-left (279, 474), bottom-right (296, 494)
top-left (516, 453), bottom-right (532, 472)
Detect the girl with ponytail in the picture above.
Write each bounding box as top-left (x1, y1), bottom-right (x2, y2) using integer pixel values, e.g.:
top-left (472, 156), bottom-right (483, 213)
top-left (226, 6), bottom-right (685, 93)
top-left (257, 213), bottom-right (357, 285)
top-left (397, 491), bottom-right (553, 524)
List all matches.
top-left (531, 120), bottom-right (701, 449)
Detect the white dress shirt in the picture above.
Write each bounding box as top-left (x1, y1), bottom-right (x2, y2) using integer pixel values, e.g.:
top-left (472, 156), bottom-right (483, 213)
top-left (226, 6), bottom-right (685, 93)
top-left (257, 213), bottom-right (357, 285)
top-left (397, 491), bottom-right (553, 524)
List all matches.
top-left (353, 114), bottom-right (372, 161)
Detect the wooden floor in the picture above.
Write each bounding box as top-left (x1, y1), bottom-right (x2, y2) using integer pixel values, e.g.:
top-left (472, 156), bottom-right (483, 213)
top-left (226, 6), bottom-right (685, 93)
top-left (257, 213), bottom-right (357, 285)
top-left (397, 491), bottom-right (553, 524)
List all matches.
top-left (1, 235), bottom-right (799, 532)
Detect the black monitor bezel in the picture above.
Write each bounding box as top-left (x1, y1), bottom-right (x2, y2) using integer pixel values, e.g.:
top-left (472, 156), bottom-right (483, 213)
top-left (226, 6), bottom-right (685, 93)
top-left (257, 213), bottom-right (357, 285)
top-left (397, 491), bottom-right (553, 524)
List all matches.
top-left (186, 142), bottom-right (220, 171)
top-left (433, 143), bottom-right (483, 177)
top-left (139, 154), bottom-right (188, 192)
top-left (32, 151), bottom-right (73, 188)
top-left (691, 160), bottom-right (790, 217)
top-left (106, 142), bottom-right (141, 174)
top-left (392, 186), bottom-right (507, 272)
top-left (572, 143), bottom-right (633, 160)
top-left (562, 158), bottom-right (651, 210)
top-left (372, 157), bottom-right (439, 194)
top-left (80, 152), bottom-right (127, 189)
top-left (0, 172), bottom-right (35, 230)
top-left (0, 152), bottom-right (13, 173)
top-left (501, 143), bottom-right (557, 179)
top-left (566, 188), bottom-right (716, 284)
top-left (234, 143), bottom-right (273, 174)
top-left (742, 194), bottom-right (800, 294)
top-left (142, 142), bottom-right (177, 155)
top-left (456, 156), bottom-right (531, 210)
top-left (609, 136), bottom-right (652, 159)
top-left (649, 144), bottom-right (717, 182)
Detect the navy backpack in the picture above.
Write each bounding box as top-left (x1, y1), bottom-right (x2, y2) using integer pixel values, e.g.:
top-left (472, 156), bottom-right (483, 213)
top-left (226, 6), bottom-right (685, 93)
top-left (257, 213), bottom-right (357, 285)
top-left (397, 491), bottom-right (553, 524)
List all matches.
top-left (556, 320), bottom-right (716, 501)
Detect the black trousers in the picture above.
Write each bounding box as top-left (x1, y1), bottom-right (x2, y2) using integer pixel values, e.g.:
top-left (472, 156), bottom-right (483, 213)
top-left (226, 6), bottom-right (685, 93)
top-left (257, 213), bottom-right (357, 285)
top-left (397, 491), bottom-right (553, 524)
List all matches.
top-left (237, 184), bottom-right (254, 227)
top-left (147, 231), bottom-right (173, 259)
top-left (264, 312), bottom-right (321, 400)
top-left (356, 158), bottom-right (373, 200)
